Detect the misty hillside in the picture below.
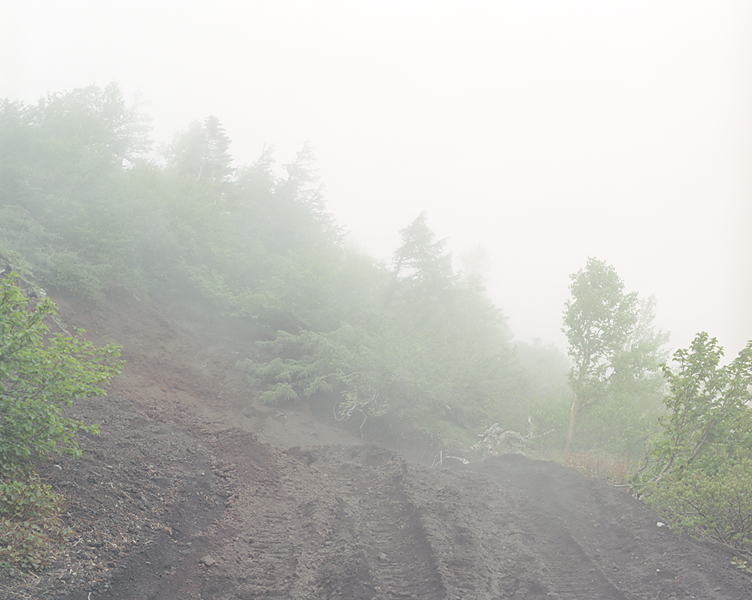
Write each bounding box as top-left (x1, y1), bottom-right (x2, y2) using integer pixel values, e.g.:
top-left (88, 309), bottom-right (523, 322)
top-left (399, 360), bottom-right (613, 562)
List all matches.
top-left (2, 85), bottom-right (752, 595)
top-left (0, 84), bottom-right (577, 448)
top-left (1, 84), bottom-right (746, 464)
top-left (2, 290), bottom-right (751, 599)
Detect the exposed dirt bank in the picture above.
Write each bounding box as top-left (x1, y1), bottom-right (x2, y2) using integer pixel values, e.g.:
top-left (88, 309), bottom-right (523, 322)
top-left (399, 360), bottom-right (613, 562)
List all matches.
top-left (2, 294), bottom-right (751, 599)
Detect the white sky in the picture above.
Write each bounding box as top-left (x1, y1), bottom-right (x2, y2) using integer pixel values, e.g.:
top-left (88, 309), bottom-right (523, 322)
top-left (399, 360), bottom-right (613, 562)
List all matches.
top-left (2, 1), bottom-right (751, 356)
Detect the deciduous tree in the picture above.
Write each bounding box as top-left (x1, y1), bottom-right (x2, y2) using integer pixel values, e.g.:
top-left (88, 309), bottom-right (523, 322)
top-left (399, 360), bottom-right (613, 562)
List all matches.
top-left (562, 258), bottom-right (667, 454)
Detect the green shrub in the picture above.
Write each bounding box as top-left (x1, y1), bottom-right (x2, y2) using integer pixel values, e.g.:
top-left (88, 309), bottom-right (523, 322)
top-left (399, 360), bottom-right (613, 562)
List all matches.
top-left (0, 274), bottom-right (122, 572)
top-left (645, 461), bottom-right (752, 551)
top-left (0, 470), bottom-right (72, 573)
top-left (635, 334), bottom-right (752, 551)
top-left (0, 274), bottom-right (123, 468)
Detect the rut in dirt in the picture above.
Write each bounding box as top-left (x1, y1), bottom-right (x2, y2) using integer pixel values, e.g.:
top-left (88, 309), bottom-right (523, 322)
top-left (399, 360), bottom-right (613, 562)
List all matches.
top-left (195, 444), bottom-right (540, 600)
top-left (476, 455), bottom-right (750, 600)
top-left (188, 443), bottom-right (752, 600)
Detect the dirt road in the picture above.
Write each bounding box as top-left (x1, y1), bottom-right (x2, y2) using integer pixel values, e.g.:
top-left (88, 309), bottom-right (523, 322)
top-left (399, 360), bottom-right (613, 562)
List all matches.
top-left (2, 294), bottom-right (750, 599)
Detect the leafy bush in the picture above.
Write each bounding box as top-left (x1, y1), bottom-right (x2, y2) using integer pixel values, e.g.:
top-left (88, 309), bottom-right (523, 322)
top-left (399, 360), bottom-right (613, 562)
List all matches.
top-left (636, 333), bottom-right (752, 550)
top-left (0, 274), bottom-right (123, 468)
top-left (639, 334), bottom-right (752, 485)
top-left (0, 274), bottom-right (122, 573)
top-left (645, 461), bottom-right (752, 551)
top-left (0, 470), bottom-right (72, 573)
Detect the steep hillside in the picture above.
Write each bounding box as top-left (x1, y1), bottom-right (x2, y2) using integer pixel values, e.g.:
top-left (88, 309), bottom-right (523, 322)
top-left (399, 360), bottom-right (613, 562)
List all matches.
top-left (2, 293), bottom-right (750, 599)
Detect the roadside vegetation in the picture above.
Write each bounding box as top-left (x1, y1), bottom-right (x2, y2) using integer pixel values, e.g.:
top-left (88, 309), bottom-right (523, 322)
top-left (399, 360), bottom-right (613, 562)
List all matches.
top-left (558, 259), bottom-right (752, 553)
top-left (634, 333), bottom-right (752, 552)
top-left (1, 83), bottom-right (750, 567)
top-left (0, 275), bottom-right (122, 572)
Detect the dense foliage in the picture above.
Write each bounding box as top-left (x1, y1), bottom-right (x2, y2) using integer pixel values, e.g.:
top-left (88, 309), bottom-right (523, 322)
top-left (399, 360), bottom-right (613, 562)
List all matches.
top-left (0, 275), bottom-right (122, 572)
top-left (243, 213), bottom-right (523, 439)
top-left (636, 334), bottom-right (752, 550)
top-left (0, 275), bottom-right (123, 468)
top-left (0, 84), bottom-right (562, 443)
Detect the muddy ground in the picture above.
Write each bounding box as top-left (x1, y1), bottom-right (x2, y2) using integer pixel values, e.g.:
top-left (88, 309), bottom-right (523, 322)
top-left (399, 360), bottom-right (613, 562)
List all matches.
top-left (2, 293), bottom-right (751, 600)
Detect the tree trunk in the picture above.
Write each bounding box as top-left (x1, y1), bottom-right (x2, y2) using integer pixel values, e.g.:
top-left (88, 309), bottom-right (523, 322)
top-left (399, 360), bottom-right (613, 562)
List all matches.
top-left (564, 393), bottom-right (579, 455)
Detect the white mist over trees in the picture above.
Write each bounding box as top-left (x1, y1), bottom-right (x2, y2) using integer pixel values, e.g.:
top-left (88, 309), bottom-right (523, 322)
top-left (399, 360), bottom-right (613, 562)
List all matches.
top-left (1, 84), bottom-right (747, 462)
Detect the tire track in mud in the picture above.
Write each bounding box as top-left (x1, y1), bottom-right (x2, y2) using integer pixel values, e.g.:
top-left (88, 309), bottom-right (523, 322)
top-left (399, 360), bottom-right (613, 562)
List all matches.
top-left (195, 435), bottom-right (315, 599)
top-left (515, 514), bottom-right (629, 599)
top-left (478, 456), bottom-right (630, 599)
top-left (196, 442), bottom-right (447, 599)
top-left (315, 453), bottom-right (445, 599)
top-left (476, 455), bottom-right (651, 599)
top-left (309, 446), bottom-right (551, 599)
top-left (200, 442), bottom-right (558, 599)
top-left (473, 454), bottom-right (749, 600)
top-left (403, 466), bottom-right (551, 599)
top-left (232, 445), bottom-right (448, 599)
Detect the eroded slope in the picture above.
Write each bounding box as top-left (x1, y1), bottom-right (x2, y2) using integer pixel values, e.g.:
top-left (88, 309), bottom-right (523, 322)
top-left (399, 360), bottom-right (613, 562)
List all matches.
top-left (2, 294), bottom-right (750, 600)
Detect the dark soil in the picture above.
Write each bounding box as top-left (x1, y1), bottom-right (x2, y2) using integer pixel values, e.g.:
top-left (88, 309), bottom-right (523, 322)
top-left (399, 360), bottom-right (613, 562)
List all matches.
top-left (2, 293), bottom-right (751, 599)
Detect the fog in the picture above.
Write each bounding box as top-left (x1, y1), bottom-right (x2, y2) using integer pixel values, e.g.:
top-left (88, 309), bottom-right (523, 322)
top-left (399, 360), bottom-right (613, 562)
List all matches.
top-left (3, 0), bottom-right (751, 355)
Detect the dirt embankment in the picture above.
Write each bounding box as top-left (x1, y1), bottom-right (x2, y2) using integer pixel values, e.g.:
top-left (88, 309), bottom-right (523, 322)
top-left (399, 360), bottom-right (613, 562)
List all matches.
top-left (2, 294), bottom-right (751, 599)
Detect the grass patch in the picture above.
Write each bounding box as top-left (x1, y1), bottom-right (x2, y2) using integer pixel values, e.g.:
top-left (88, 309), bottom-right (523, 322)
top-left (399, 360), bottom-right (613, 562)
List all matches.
top-left (562, 452), bottom-right (636, 487)
top-left (0, 469), bottom-right (72, 574)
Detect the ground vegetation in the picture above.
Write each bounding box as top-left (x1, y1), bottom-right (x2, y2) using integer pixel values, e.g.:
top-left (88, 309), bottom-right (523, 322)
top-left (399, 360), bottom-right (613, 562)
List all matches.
top-left (636, 333), bottom-right (752, 551)
top-left (0, 275), bottom-right (122, 572)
